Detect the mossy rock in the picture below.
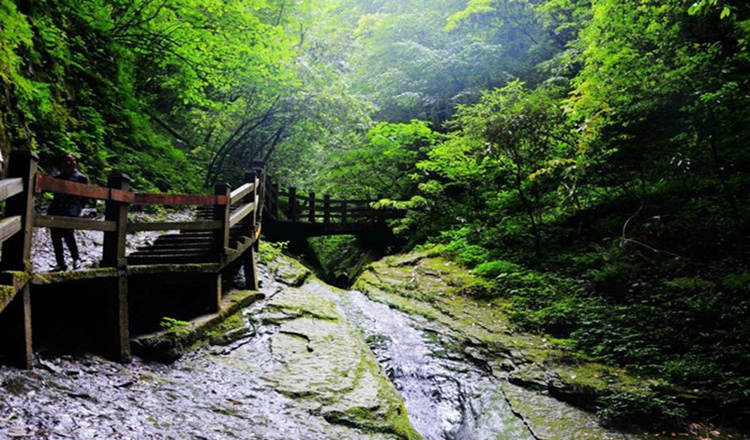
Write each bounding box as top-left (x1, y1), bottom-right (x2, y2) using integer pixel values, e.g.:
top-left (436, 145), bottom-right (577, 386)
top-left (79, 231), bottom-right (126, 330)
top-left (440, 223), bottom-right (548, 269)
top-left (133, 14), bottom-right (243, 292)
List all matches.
top-left (263, 287), bottom-right (421, 439)
top-left (268, 257), bottom-right (312, 287)
top-left (353, 252), bottom-right (669, 434)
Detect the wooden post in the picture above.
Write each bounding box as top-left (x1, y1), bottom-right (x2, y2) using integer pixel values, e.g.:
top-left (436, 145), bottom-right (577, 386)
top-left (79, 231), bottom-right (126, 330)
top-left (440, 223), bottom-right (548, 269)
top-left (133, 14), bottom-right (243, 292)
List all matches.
top-left (102, 172), bottom-right (131, 268)
top-left (211, 183), bottom-right (231, 313)
top-left (105, 272), bottom-right (131, 363)
top-left (324, 194), bottom-right (331, 225)
top-left (289, 187), bottom-right (298, 222)
top-left (243, 246), bottom-right (259, 291)
top-left (308, 192), bottom-right (316, 223)
top-left (244, 170), bottom-right (257, 231)
top-left (101, 172), bottom-right (131, 363)
top-left (341, 200), bottom-right (348, 224)
top-left (1, 151), bottom-right (37, 272)
top-left (0, 285), bottom-right (33, 369)
top-left (242, 170), bottom-right (259, 291)
top-left (0, 151), bottom-right (36, 369)
top-left (271, 182), bottom-right (279, 219)
top-left (251, 163), bottom-right (265, 223)
top-left (213, 183), bottom-right (231, 254)
top-left (252, 160), bottom-right (265, 215)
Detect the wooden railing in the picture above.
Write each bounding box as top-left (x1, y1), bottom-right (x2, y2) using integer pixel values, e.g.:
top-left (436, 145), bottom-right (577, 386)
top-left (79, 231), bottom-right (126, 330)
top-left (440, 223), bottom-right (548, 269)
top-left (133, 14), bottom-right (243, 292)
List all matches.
top-left (28, 162), bottom-right (264, 266)
top-left (265, 184), bottom-right (399, 225)
top-left (0, 177), bottom-right (24, 252)
top-left (0, 151), bottom-right (266, 367)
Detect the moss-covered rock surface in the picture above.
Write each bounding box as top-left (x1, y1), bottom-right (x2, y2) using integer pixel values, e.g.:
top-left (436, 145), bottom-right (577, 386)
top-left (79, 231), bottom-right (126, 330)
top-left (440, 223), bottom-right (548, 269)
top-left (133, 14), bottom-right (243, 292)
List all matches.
top-left (354, 250), bottom-right (738, 439)
top-left (262, 285), bottom-right (420, 439)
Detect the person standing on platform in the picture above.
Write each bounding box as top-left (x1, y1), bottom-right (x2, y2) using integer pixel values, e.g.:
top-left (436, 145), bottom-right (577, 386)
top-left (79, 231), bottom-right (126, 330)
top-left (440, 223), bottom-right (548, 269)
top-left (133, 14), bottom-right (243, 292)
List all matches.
top-left (48, 153), bottom-right (88, 271)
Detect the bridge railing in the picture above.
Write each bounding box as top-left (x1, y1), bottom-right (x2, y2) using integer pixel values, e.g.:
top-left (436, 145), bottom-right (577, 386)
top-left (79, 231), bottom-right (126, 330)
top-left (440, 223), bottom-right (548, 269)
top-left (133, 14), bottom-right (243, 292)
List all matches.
top-left (267, 185), bottom-right (399, 225)
top-left (0, 151), bottom-right (266, 368)
top-left (1, 151), bottom-right (265, 269)
top-left (0, 177), bottom-right (25, 255)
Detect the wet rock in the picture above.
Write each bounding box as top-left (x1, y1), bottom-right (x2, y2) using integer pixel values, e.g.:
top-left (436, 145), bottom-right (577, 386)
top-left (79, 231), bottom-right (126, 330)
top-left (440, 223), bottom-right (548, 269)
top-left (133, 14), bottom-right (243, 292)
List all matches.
top-left (262, 287), bottom-right (421, 440)
top-left (38, 359), bottom-right (62, 374)
top-left (352, 251), bottom-right (678, 438)
top-left (267, 258), bottom-right (312, 287)
top-left (501, 383), bottom-right (652, 440)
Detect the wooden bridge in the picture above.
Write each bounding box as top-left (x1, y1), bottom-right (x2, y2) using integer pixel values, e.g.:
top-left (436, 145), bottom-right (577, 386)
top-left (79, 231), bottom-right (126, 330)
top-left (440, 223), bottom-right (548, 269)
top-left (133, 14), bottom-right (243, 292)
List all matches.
top-left (263, 184), bottom-right (401, 241)
top-left (0, 151), bottom-right (401, 368)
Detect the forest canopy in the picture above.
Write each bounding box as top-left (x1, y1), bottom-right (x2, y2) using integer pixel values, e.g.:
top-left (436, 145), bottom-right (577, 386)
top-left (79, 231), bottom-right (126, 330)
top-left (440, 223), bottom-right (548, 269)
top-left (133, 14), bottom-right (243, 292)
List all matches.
top-left (2, 0), bottom-right (750, 429)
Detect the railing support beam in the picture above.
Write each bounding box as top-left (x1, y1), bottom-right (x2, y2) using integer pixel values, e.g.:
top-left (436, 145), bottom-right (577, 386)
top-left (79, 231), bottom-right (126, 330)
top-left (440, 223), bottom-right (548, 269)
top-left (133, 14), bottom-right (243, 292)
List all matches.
top-left (1, 151), bottom-right (37, 272)
top-left (308, 192), bottom-right (316, 223)
top-left (0, 151), bottom-right (37, 369)
top-left (289, 187), bottom-right (298, 222)
top-left (101, 172), bottom-right (132, 363)
top-left (324, 194), bottom-right (331, 225)
top-left (102, 172), bottom-right (131, 268)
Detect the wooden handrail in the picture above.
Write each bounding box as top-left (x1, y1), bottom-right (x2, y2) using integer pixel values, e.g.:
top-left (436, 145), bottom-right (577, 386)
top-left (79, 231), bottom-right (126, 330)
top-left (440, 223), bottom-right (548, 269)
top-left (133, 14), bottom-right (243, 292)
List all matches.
top-left (35, 175), bottom-right (111, 200)
top-left (0, 216), bottom-right (22, 244)
top-left (0, 178), bottom-right (23, 202)
top-left (36, 174), bottom-right (229, 207)
top-left (34, 215), bottom-right (117, 232)
top-left (229, 182), bottom-right (255, 205)
top-left (132, 193), bottom-right (227, 206)
top-left (228, 202), bottom-right (255, 228)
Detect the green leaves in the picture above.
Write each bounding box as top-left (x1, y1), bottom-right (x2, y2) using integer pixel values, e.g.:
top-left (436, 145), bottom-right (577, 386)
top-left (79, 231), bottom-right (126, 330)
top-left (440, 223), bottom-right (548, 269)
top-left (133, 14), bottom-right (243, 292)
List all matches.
top-left (688, 0), bottom-right (733, 19)
top-left (326, 120), bottom-right (439, 198)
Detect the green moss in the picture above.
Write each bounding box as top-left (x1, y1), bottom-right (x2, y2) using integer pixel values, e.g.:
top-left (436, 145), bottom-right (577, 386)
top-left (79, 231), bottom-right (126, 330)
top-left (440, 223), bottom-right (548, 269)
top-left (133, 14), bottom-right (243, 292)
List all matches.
top-left (354, 251), bottom-right (692, 432)
top-left (0, 285), bottom-right (15, 309)
top-left (263, 286), bottom-right (421, 438)
top-left (267, 257), bottom-right (312, 287)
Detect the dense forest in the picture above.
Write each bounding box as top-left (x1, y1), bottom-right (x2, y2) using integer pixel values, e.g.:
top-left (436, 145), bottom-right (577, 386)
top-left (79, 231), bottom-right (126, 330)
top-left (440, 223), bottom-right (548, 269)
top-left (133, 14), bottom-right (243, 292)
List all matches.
top-left (2, 0), bottom-right (750, 431)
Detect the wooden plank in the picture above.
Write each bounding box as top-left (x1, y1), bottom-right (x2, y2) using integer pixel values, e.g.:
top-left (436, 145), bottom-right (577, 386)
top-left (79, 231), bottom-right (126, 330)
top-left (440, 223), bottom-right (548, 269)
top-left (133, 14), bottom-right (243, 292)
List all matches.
top-left (133, 193), bottom-right (228, 206)
top-left (36, 175), bottom-right (110, 200)
top-left (110, 188), bottom-right (134, 203)
top-left (129, 248), bottom-right (213, 256)
top-left (127, 220), bottom-right (222, 232)
top-left (127, 263), bottom-right (220, 275)
top-left (228, 202), bottom-right (255, 228)
top-left (127, 254), bottom-right (217, 265)
top-left (0, 178), bottom-right (23, 202)
top-left (229, 182), bottom-right (255, 205)
top-left (136, 244), bottom-right (212, 252)
top-left (33, 215), bottom-right (117, 232)
top-left (0, 216), bottom-right (22, 245)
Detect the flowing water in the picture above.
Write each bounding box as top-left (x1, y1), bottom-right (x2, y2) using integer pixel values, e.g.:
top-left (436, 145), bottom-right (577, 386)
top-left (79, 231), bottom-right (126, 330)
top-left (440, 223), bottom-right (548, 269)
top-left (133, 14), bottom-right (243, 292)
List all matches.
top-left (0, 263), bottom-right (674, 439)
top-left (307, 281), bottom-right (535, 439)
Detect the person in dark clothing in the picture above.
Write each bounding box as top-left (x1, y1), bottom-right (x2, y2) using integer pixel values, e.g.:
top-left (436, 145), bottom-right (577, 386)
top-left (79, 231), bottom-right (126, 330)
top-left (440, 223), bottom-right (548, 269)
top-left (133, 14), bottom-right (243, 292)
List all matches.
top-left (48, 153), bottom-right (88, 271)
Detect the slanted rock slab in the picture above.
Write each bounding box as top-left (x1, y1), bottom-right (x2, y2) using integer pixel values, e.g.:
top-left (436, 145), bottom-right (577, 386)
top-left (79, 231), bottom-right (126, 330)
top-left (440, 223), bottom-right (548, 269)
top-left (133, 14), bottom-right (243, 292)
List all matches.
top-left (263, 286), bottom-right (421, 440)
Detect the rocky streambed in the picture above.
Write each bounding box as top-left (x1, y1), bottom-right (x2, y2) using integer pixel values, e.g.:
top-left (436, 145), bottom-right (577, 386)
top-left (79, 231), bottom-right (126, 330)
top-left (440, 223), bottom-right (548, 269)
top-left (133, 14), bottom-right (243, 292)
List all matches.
top-left (0, 248), bottom-right (741, 439)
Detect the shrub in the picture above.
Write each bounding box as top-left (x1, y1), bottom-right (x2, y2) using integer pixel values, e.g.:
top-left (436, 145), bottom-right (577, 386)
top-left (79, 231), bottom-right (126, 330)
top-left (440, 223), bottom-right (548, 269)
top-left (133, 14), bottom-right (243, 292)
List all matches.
top-left (597, 392), bottom-right (687, 428)
top-left (258, 241), bottom-right (288, 264)
top-left (473, 260), bottom-right (522, 278)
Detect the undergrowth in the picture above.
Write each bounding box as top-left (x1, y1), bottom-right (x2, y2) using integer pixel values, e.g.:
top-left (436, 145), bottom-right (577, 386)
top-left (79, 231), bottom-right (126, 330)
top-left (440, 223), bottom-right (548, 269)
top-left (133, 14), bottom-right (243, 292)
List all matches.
top-left (420, 222), bottom-right (750, 429)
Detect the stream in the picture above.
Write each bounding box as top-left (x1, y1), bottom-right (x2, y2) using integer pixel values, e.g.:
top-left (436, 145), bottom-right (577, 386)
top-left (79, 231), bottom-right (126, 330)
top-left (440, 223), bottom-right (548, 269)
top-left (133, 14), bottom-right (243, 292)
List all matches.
top-left (307, 282), bottom-right (535, 439)
top-left (1, 256), bottom-right (657, 439)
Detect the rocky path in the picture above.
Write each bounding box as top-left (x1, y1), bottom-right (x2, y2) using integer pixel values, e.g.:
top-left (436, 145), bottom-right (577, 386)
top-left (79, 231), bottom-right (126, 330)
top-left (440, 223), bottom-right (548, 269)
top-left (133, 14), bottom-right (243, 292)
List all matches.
top-left (2, 247), bottom-right (740, 439)
top-left (0, 257), bottom-right (415, 439)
